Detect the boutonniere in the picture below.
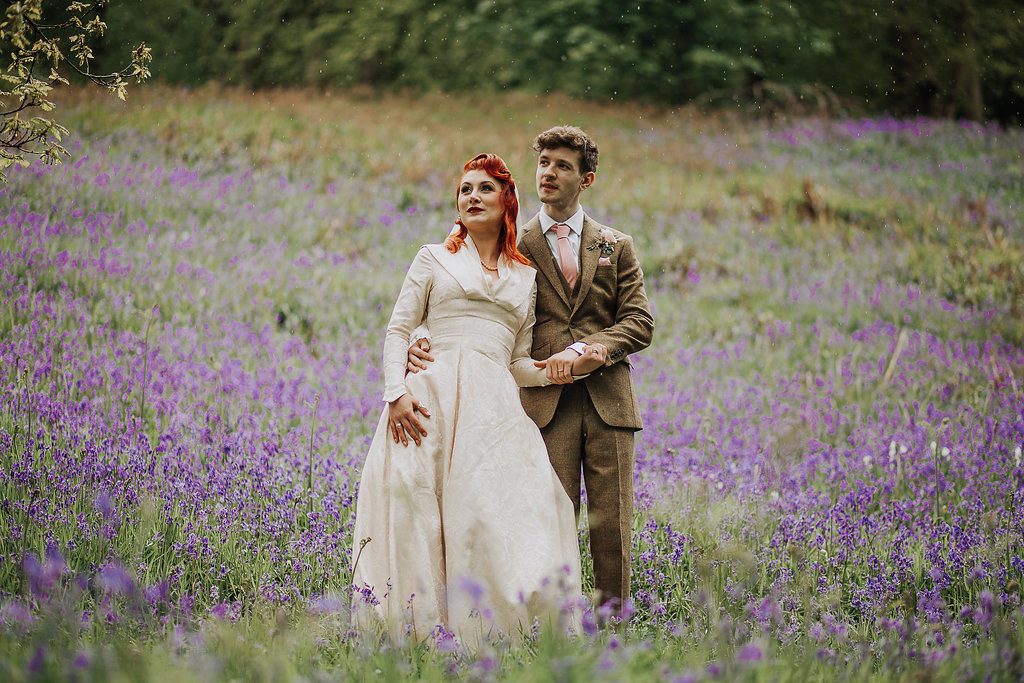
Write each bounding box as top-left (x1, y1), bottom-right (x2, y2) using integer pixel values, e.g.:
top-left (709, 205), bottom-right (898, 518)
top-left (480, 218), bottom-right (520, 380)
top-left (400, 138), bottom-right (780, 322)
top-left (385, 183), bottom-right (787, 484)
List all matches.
top-left (587, 228), bottom-right (618, 257)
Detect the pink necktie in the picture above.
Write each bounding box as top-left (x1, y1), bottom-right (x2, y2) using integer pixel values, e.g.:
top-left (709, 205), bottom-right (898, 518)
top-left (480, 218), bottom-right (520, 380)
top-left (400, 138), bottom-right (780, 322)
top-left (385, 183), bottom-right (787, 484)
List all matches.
top-left (554, 223), bottom-right (578, 289)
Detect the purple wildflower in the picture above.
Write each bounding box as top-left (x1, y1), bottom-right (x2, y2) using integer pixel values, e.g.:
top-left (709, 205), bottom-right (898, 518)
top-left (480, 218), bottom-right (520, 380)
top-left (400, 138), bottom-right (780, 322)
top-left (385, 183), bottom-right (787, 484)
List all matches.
top-left (737, 643), bottom-right (764, 663)
top-left (97, 564), bottom-right (136, 595)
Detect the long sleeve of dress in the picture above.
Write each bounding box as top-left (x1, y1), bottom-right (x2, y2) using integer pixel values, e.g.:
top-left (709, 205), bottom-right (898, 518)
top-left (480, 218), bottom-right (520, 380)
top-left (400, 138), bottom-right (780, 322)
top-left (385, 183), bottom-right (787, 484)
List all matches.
top-left (409, 324), bottom-right (429, 346)
top-left (509, 282), bottom-right (552, 388)
top-left (381, 247), bottom-right (434, 402)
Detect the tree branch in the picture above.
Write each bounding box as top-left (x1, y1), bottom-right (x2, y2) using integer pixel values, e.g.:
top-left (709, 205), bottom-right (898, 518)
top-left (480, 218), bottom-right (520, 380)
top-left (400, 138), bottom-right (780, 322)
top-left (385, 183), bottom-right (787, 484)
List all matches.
top-left (0, 0), bottom-right (150, 178)
top-left (0, 98), bottom-right (38, 117)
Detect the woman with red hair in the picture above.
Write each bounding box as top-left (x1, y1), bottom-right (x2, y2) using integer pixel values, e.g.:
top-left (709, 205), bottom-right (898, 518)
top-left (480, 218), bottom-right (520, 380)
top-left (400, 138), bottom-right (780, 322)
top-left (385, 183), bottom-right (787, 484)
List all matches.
top-left (351, 154), bottom-right (602, 644)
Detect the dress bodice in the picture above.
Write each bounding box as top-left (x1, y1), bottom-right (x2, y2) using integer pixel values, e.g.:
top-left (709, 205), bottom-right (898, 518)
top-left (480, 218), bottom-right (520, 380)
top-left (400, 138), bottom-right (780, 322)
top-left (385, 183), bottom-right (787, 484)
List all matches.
top-left (381, 237), bottom-right (547, 402)
top-left (421, 263), bottom-right (526, 364)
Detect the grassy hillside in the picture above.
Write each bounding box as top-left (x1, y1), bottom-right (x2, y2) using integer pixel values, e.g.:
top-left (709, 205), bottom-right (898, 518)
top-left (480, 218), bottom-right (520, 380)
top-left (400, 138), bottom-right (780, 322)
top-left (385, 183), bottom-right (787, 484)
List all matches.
top-left (0, 87), bottom-right (1022, 681)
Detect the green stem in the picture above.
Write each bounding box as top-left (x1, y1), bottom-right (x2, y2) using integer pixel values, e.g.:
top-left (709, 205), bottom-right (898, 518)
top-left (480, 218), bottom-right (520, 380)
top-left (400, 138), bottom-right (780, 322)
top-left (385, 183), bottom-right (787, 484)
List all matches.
top-left (138, 310), bottom-right (154, 427)
top-left (933, 439), bottom-right (940, 528)
top-left (307, 394), bottom-right (319, 518)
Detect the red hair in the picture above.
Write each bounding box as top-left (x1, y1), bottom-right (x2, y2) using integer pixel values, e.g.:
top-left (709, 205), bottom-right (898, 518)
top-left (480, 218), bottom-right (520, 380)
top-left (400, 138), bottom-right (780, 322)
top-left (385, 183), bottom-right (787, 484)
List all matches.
top-left (445, 153), bottom-right (530, 266)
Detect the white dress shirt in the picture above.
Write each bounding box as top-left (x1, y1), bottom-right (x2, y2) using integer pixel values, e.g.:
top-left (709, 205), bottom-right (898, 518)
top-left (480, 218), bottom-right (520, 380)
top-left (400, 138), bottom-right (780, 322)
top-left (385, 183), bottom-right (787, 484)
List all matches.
top-left (539, 205), bottom-right (585, 267)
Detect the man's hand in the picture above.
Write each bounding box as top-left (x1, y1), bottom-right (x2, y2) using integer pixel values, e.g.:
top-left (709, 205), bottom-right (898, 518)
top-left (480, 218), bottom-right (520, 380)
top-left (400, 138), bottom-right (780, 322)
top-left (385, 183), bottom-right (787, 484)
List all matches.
top-left (534, 348), bottom-right (580, 385)
top-left (388, 392), bottom-right (431, 447)
top-left (407, 338), bottom-right (434, 374)
top-left (572, 343), bottom-right (608, 376)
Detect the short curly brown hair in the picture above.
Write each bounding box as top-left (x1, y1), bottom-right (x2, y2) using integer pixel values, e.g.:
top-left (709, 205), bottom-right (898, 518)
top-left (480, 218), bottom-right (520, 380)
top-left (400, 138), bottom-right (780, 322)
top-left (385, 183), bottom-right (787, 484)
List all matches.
top-left (532, 125), bottom-right (599, 174)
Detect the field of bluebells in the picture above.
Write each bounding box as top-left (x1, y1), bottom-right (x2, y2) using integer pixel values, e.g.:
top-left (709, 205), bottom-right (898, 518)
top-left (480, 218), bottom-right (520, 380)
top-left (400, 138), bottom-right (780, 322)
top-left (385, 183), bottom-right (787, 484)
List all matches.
top-left (1, 88), bottom-right (1023, 681)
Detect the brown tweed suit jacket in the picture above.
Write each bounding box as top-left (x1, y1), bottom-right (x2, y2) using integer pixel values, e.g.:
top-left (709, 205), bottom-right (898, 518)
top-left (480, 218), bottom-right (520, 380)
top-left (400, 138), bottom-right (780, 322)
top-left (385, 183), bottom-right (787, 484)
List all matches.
top-left (518, 214), bottom-right (654, 430)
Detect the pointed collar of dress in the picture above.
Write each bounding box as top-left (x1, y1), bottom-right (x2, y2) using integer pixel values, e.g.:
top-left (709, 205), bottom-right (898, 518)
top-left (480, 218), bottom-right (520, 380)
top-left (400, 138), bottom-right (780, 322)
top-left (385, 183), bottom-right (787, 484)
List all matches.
top-left (425, 235), bottom-right (534, 313)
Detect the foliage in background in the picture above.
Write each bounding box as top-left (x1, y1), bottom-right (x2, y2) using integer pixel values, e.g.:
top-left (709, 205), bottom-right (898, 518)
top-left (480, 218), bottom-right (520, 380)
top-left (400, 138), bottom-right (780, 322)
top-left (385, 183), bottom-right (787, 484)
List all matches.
top-left (0, 0), bottom-right (151, 180)
top-left (94, 0), bottom-right (1023, 122)
top-left (804, 0), bottom-right (1024, 121)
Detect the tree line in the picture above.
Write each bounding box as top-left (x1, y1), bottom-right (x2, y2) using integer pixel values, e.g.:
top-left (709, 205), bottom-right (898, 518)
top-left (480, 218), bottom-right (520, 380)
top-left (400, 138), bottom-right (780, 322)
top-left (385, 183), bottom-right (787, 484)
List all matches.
top-left (87, 0), bottom-right (1022, 123)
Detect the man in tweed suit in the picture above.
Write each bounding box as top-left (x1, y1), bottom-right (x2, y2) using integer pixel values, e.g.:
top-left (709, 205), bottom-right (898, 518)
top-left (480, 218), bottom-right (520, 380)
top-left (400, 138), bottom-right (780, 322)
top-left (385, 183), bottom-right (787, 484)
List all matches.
top-left (409, 126), bottom-right (654, 610)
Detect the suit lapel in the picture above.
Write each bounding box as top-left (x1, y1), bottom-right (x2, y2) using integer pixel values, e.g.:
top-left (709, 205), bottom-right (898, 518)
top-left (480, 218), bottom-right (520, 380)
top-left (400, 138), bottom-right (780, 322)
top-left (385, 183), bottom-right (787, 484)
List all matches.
top-left (522, 221), bottom-right (571, 308)
top-left (572, 218), bottom-right (600, 315)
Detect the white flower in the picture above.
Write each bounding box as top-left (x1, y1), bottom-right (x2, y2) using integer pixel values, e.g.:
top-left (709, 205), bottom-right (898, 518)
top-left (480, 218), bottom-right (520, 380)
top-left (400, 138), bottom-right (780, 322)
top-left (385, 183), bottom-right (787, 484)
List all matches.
top-left (930, 441), bottom-right (937, 455)
top-left (898, 444), bottom-right (908, 455)
top-left (591, 228), bottom-right (619, 256)
top-left (941, 447), bottom-right (950, 459)
top-left (716, 481), bottom-right (724, 491)
top-left (862, 455), bottom-right (872, 467)
top-left (888, 441), bottom-right (896, 458)
top-left (1015, 446), bottom-right (1022, 467)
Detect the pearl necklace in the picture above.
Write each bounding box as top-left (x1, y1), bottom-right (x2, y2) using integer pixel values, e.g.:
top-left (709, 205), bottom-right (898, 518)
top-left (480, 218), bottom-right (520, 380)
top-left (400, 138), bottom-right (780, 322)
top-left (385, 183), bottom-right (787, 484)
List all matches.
top-left (480, 259), bottom-right (498, 273)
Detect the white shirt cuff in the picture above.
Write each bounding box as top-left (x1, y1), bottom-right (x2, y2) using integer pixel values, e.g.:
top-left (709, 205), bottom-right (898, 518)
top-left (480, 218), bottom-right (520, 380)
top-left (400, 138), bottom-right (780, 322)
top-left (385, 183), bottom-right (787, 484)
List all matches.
top-left (567, 342), bottom-right (587, 356)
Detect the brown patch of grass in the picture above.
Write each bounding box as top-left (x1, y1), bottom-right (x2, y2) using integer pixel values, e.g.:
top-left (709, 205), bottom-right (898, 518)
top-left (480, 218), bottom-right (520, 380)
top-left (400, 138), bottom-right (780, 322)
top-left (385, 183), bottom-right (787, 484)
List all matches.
top-left (51, 84), bottom-right (756, 213)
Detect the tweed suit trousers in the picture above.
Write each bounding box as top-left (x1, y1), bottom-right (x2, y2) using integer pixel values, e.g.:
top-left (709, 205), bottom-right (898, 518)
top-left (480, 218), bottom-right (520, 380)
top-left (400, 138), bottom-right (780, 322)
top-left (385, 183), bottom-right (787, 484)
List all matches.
top-left (540, 381), bottom-right (635, 605)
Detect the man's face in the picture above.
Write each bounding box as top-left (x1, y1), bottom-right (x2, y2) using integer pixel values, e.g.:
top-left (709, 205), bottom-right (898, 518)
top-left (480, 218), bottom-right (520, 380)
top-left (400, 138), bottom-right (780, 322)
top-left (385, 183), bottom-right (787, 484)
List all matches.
top-left (535, 146), bottom-right (592, 208)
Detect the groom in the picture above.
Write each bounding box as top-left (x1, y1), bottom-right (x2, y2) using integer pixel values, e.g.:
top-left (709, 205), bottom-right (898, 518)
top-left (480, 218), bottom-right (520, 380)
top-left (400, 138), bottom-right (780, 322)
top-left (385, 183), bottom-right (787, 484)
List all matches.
top-left (411, 126), bottom-right (654, 610)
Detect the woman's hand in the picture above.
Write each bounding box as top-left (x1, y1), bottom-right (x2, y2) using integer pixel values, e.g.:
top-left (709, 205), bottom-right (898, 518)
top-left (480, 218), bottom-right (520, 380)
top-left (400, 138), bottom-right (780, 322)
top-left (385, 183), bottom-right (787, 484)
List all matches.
top-left (572, 343), bottom-right (608, 377)
top-left (388, 392), bottom-right (431, 447)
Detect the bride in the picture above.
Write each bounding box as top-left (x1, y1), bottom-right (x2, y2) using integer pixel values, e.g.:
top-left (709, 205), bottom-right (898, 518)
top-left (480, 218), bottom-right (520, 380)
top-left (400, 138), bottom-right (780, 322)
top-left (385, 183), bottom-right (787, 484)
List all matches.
top-left (351, 153), bottom-right (604, 643)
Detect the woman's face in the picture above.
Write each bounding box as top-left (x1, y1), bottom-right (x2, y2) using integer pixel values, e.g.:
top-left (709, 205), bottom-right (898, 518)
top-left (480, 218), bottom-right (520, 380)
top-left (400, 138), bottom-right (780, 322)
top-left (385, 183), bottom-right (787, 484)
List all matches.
top-left (457, 169), bottom-right (505, 232)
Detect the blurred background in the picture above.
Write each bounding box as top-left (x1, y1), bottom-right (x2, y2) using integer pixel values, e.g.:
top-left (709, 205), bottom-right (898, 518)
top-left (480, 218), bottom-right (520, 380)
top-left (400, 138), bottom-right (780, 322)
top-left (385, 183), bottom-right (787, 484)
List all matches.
top-left (90, 0), bottom-right (1023, 122)
top-left (2, 4), bottom-right (1023, 679)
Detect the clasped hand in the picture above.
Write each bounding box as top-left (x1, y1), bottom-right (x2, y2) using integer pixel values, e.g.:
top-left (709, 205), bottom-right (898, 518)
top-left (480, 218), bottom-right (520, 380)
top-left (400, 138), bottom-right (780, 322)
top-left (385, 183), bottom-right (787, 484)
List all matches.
top-left (532, 344), bottom-right (607, 384)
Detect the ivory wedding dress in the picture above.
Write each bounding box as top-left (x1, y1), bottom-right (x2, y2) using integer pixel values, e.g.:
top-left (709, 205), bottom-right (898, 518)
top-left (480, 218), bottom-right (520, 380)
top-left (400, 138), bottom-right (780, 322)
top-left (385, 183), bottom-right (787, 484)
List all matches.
top-left (351, 236), bottom-right (582, 643)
